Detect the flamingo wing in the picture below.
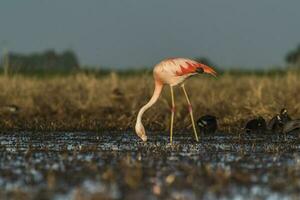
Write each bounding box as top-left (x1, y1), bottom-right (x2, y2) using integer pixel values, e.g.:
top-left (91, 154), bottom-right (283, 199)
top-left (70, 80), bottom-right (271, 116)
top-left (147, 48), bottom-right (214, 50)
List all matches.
top-left (161, 58), bottom-right (201, 76)
top-left (165, 58), bottom-right (216, 77)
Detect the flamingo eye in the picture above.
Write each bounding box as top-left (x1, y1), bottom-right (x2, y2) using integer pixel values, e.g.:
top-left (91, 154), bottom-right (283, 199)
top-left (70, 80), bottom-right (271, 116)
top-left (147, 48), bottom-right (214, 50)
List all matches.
top-left (196, 68), bottom-right (204, 74)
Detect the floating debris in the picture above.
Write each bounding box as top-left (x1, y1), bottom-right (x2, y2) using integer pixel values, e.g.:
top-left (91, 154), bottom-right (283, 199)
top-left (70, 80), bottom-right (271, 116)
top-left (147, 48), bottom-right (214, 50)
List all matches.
top-left (245, 116), bottom-right (267, 133)
top-left (283, 120), bottom-right (300, 134)
top-left (197, 115), bottom-right (218, 134)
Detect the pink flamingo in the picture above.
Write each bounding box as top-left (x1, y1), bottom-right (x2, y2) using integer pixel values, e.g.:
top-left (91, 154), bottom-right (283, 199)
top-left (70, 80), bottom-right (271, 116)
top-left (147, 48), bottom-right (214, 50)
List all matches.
top-left (135, 58), bottom-right (217, 142)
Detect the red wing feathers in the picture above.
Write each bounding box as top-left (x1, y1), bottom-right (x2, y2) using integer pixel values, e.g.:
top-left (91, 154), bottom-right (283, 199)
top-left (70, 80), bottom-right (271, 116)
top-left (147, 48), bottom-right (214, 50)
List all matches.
top-left (176, 61), bottom-right (199, 76)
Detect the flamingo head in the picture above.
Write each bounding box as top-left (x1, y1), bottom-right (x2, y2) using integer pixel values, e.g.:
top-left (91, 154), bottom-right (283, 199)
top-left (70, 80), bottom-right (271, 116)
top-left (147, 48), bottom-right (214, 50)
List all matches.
top-left (135, 122), bottom-right (148, 142)
top-left (196, 64), bottom-right (217, 77)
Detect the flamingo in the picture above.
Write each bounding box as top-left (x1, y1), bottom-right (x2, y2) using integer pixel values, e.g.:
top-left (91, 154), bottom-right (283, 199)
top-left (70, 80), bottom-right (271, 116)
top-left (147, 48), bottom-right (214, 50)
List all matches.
top-left (135, 58), bottom-right (217, 143)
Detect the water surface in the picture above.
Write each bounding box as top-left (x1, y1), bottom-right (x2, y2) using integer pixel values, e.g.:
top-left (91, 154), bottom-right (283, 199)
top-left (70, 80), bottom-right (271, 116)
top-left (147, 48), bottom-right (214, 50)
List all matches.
top-left (0, 131), bottom-right (300, 200)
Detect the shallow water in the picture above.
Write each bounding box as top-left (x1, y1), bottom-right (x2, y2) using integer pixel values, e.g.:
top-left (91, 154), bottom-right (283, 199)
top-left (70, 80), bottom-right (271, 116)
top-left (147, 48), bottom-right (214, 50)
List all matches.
top-left (0, 131), bottom-right (300, 200)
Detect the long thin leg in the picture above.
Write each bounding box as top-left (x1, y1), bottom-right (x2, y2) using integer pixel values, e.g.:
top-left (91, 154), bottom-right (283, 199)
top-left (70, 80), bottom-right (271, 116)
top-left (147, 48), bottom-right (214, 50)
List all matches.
top-left (181, 84), bottom-right (199, 142)
top-left (170, 86), bottom-right (175, 143)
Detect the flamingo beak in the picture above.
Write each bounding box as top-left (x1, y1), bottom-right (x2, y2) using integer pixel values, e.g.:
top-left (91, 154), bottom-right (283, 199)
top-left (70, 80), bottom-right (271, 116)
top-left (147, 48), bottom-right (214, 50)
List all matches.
top-left (199, 64), bottom-right (217, 77)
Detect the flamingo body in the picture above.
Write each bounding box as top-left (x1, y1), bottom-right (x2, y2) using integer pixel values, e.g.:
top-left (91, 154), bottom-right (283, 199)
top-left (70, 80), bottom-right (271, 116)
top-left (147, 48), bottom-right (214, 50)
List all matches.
top-left (154, 58), bottom-right (216, 86)
top-left (135, 57), bottom-right (217, 142)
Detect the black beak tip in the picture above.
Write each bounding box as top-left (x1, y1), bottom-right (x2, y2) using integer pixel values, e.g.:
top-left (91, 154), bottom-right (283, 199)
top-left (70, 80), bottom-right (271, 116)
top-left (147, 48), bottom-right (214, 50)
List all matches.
top-left (196, 68), bottom-right (204, 74)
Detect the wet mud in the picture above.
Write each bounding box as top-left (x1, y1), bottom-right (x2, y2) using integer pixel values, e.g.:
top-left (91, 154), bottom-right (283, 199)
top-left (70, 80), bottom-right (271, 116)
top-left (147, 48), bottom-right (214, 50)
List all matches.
top-left (0, 131), bottom-right (300, 199)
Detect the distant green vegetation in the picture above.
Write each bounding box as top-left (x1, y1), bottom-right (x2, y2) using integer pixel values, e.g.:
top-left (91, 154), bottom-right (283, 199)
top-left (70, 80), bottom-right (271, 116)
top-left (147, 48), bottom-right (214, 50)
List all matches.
top-left (286, 44), bottom-right (300, 67)
top-left (0, 49), bottom-right (79, 75)
top-left (0, 64), bottom-right (298, 78)
top-left (1, 44), bottom-right (300, 77)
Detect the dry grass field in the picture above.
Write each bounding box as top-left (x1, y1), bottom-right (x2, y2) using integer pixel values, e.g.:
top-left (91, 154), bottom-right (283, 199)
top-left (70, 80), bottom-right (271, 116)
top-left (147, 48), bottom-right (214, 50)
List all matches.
top-left (0, 70), bottom-right (300, 133)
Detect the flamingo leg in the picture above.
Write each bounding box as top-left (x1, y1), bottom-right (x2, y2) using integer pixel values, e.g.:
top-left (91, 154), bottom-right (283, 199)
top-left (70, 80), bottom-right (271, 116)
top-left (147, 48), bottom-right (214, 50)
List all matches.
top-left (181, 84), bottom-right (199, 142)
top-left (170, 86), bottom-right (175, 143)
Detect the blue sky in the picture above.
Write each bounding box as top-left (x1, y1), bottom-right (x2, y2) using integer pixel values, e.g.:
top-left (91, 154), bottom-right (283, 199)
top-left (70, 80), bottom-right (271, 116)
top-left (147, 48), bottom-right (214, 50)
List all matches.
top-left (0, 0), bottom-right (299, 69)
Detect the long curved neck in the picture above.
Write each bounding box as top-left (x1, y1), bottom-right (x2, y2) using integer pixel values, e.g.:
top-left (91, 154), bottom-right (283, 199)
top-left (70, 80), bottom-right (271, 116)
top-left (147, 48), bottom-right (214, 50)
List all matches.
top-left (136, 80), bottom-right (163, 126)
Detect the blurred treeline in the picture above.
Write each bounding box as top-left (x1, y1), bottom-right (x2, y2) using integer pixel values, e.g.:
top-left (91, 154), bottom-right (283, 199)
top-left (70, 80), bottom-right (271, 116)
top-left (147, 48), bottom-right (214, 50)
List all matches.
top-left (0, 44), bottom-right (300, 77)
top-left (1, 49), bottom-right (79, 74)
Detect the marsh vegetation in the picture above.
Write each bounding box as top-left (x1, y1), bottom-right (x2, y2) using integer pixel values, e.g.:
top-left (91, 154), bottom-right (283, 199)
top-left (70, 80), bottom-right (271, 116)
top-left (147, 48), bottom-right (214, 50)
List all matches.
top-left (0, 70), bottom-right (300, 134)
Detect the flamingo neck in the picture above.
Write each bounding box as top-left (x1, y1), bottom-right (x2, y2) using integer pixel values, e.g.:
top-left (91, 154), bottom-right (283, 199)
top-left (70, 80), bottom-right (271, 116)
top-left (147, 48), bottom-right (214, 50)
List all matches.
top-left (136, 80), bottom-right (163, 127)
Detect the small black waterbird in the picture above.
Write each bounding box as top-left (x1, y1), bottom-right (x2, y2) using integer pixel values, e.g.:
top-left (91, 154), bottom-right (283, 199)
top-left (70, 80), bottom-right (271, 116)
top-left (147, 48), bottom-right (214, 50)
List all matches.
top-left (197, 115), bottom-right (218, 134)
top-left (245, 116), bottom-right (267, 133)
top-left (267, 108), bottom-right (292, 133)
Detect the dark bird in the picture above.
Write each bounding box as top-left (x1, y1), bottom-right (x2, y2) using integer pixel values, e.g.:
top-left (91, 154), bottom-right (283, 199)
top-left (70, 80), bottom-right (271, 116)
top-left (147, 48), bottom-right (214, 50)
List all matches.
top-left (245, 116), bottom-right (267, 133)
top-left (267, 108), bottom-right (292, 133)
top-left (197, 115), bottom-right (218, 135)
top-left (279, 108), bottom-right (292, 123)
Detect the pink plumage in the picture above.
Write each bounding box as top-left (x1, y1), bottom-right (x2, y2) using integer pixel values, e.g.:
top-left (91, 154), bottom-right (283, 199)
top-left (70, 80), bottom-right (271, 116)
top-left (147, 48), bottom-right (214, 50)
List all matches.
top-left (135, 57), bottom-right (217, 142)
top-left (154, 58), bottom-right (216, 86)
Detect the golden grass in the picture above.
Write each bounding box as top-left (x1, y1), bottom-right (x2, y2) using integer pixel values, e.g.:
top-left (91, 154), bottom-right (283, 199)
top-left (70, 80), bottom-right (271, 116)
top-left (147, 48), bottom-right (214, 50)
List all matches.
top-left (0, 71), bottom-right (300, 133)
